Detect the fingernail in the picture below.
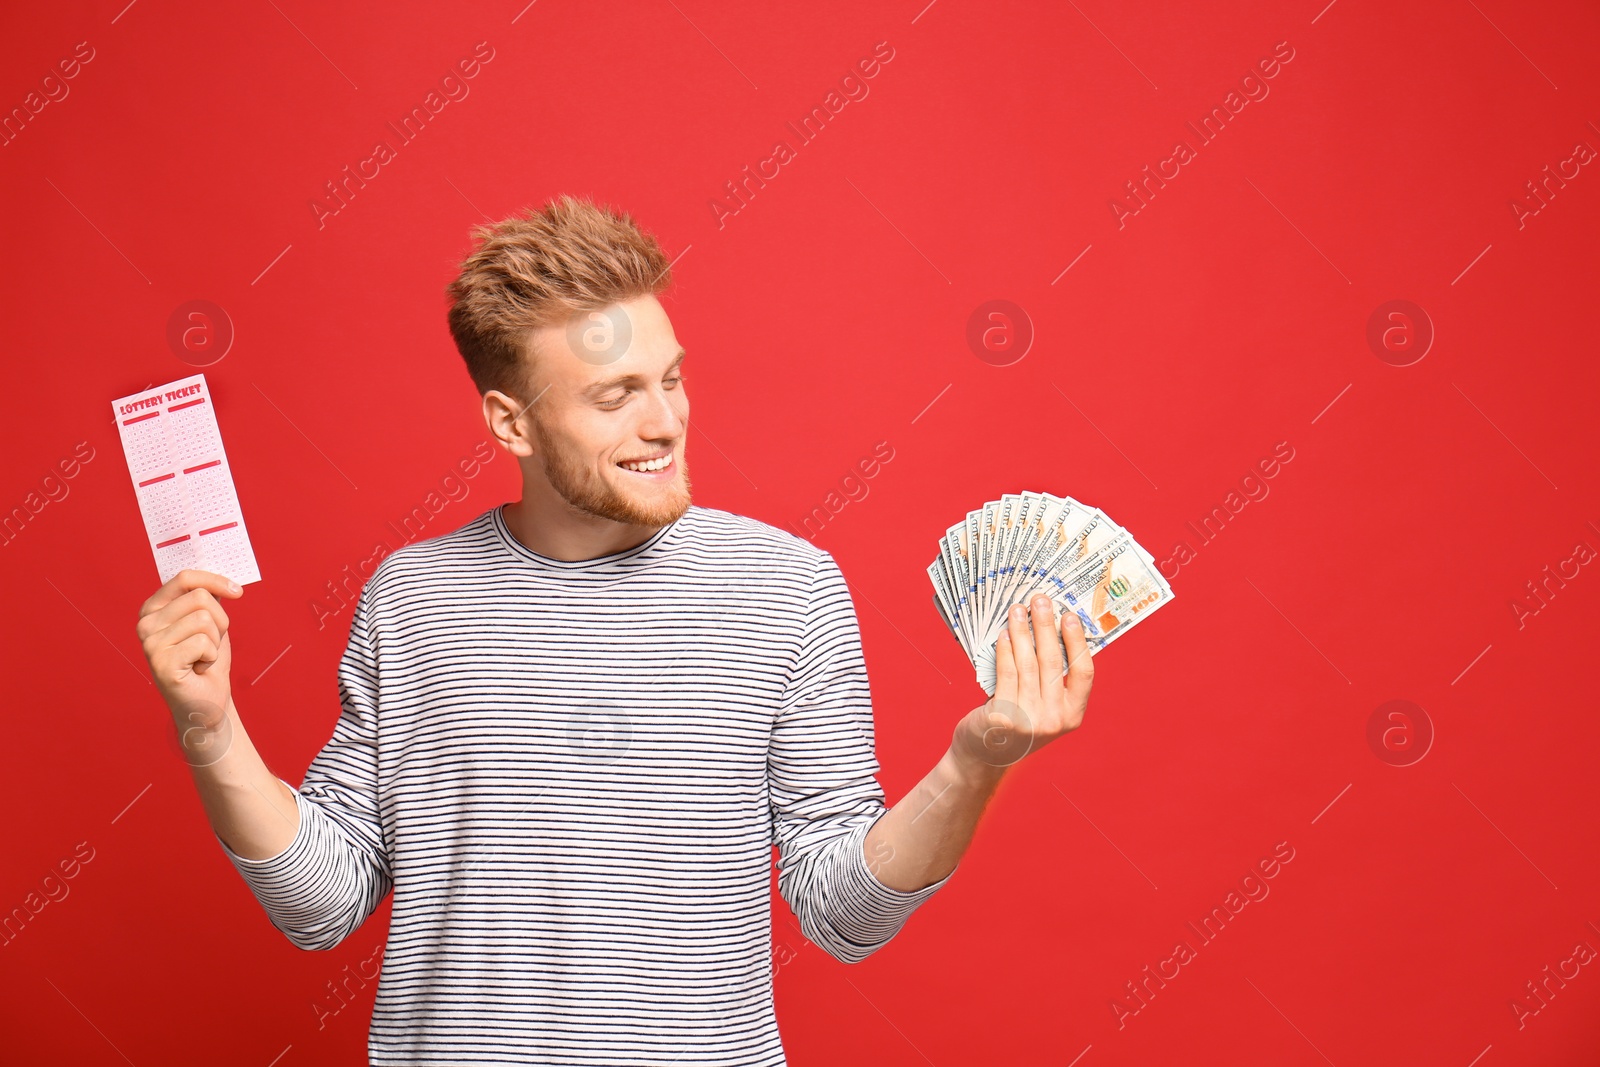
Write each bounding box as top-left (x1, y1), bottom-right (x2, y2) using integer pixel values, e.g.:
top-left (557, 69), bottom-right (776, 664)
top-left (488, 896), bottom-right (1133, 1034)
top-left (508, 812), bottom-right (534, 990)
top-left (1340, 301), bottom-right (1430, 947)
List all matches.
top-left (228, 580), bottom-right (241, 593)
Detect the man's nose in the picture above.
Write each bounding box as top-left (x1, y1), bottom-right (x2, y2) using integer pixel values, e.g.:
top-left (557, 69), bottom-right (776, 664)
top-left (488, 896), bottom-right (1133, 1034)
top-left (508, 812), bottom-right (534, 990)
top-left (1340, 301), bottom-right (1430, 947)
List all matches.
top-left (639, 382), bottom-right (687, 438)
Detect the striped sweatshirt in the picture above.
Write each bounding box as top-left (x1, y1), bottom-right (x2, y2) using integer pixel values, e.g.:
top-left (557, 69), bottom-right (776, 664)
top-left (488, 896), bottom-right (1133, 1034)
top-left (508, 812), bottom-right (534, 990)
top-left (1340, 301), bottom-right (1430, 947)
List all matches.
top-left (216, 502), bottom-right (956, 1065)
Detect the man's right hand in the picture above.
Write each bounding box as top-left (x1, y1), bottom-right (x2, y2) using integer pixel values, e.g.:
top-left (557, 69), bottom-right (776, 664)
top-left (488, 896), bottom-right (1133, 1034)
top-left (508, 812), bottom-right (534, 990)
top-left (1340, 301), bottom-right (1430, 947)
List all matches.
top-left (136, 570), bottom-right (299, 860)
top-left (137, 569), bottom-right (244, 752)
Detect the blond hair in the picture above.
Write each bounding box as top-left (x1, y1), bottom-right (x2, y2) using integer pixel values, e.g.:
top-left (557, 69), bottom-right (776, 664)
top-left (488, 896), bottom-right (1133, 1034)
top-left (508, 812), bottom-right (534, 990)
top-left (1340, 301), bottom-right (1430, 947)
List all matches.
top-left (445, 194), bottom-right (673, 399)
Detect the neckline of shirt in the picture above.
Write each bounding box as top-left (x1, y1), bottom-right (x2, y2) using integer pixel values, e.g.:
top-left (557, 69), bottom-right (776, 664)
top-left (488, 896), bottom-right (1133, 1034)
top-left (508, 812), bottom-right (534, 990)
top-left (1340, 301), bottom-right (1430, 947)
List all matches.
top-left (490, 502), bottom-right (687, 571)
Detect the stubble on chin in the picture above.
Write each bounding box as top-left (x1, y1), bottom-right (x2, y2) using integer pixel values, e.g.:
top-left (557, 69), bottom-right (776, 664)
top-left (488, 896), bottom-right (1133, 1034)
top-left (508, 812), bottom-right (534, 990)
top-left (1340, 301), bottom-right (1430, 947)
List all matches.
top-left (530, 409), bottom-right (691, 525)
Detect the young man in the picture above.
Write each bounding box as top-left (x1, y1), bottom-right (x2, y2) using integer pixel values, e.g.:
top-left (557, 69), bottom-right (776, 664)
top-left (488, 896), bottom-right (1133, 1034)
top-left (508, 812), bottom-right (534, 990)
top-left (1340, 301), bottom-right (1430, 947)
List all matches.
top-left (135, 195), bottom-right (1094, 1064)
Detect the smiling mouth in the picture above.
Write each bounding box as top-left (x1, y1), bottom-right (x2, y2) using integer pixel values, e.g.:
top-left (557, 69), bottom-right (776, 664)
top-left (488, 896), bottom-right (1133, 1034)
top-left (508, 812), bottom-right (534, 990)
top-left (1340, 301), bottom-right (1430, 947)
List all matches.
top-left (617, 452), bottom-right (675, 475)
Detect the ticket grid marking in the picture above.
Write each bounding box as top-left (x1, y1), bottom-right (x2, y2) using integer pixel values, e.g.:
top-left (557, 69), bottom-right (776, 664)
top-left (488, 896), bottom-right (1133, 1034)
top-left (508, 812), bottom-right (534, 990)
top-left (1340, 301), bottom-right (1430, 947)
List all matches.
top-left (112, 373), bottom-right (262, 586)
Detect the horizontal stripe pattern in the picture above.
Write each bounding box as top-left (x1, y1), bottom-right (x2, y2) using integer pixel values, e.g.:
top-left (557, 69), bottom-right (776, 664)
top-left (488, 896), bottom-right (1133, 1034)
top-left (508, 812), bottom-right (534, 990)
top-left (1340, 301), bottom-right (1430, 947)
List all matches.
top-left (216, 502), bottom-right (955, 1065)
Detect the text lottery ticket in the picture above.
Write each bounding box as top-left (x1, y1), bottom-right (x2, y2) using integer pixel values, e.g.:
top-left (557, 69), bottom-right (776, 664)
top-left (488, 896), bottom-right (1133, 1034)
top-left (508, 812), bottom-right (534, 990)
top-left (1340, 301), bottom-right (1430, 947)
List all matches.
top-left (112, 373), bottom-right (261, 586)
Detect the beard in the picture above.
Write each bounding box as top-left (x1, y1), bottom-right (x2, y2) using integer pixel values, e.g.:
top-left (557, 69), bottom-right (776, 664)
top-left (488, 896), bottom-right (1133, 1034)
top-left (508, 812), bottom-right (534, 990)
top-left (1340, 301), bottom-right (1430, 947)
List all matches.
top-left (531, 414), bottom-right (692, 527)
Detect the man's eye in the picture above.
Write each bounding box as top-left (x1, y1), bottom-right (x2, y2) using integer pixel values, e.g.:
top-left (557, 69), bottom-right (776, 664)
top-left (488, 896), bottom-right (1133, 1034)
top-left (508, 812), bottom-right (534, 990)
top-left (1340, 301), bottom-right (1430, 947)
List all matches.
top-left (600, 376), bottom-right (685, 409)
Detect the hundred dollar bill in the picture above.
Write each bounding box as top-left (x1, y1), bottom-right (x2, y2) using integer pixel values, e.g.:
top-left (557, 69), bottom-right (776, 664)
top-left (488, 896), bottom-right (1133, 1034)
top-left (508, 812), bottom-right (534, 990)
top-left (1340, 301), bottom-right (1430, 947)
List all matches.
top-left (928, 561), bottom-right (970, 659)
top-left (1051, 531), bottom-right (1173, 647)
top-left (982, 501), bottom-right (1111, 646)
top-left (972, 530), bottom-right (1173, 696)
top-left (980, 493), bottom-right (1078, 639)
top-left (939, 520), bottom-right (977, 652)
top-left (929, 490), bottom-right (1173, 696)
top-left (979, 493), bottom-right (1031, 641)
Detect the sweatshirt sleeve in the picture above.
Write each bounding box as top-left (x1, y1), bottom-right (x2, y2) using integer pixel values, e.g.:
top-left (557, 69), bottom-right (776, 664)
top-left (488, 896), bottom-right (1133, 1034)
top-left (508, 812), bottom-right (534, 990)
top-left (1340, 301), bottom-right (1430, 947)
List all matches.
top-left (214, 578), bottom-right (393, 951)
top-left (768, 551), bottom-right (956, 965)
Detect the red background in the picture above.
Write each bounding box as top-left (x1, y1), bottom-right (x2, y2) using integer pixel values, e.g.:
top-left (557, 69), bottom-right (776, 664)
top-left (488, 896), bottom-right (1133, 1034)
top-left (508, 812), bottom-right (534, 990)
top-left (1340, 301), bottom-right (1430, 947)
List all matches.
top-left (3, 0), bottom-right (1598, 1064)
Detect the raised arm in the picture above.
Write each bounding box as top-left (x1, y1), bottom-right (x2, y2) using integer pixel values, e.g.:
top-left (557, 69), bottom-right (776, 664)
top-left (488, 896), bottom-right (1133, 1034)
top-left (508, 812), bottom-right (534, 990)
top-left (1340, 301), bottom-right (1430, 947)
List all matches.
top-left (137, 569), bottom-right (298, 858)
top-left (865, 593), bottom-right (1095, 892)
top-left (137, 567), bottom-right (393, 950)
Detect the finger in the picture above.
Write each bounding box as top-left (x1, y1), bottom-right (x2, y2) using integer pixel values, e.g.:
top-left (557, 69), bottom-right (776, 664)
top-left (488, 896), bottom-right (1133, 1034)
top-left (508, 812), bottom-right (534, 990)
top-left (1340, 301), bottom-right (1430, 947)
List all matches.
top-left (1009, 602), bottom-right (1039, 694)
top-left (1061, 610), bottom-right (1095, 709)
top-left (1033, 594), bottom-right (1064, 680)
top-left (139, 586), bottom-right (232, 643)
top-left (162, 614), bottom-right (225, 655)
top-left (144, 614), bottom-right (222, 681)
top-left (994, 620), bottom-right (1018, 705)
top-left (154, 632), bottom-right (218, 678)
top-left (140, 569), bottom-right (241, 621)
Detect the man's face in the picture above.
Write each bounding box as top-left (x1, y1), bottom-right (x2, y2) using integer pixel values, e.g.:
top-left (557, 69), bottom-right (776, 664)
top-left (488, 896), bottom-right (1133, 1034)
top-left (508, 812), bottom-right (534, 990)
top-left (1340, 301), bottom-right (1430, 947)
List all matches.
top-left (520, 293), bottom-right (692, 527)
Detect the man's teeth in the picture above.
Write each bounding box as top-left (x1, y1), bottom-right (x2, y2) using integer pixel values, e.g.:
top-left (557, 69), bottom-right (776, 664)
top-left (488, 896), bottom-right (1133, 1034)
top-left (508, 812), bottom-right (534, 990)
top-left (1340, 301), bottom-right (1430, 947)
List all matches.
top-left (620, 455), bottom-right (672, 472)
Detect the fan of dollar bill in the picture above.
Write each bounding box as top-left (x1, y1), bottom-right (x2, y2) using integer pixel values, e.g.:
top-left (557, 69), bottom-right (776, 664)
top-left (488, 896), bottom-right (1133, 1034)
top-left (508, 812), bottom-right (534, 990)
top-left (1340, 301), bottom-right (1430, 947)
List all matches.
top-left (928, 491), bottom-right (1175, 695)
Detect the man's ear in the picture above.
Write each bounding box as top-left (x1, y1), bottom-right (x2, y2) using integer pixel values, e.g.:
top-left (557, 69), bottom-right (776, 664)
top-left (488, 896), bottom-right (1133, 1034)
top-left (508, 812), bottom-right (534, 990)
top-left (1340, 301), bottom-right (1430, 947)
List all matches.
top-left (483, 389), bottom-right (536, 458)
